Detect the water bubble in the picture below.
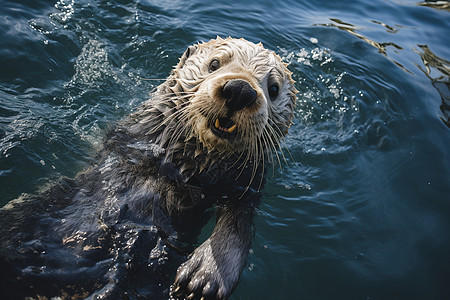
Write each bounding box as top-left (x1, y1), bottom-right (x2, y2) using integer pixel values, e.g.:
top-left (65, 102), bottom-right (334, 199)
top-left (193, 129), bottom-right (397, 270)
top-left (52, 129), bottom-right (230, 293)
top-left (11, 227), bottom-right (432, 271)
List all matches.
top-left (297, 183), bottom-right (312, 190)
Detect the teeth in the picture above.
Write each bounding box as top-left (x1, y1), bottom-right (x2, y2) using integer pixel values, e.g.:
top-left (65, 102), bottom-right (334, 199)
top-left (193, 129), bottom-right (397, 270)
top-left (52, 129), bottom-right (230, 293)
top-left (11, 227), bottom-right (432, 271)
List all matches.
top-left (227, 124), bottom-right (237, 133)
top-left (214, 118), bottom-right (237, 133)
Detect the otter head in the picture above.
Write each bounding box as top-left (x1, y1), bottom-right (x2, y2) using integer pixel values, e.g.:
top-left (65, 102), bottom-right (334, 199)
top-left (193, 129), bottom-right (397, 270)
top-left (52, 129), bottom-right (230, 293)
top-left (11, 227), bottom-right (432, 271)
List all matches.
top-left (162, 37), bottom-right (297, 157)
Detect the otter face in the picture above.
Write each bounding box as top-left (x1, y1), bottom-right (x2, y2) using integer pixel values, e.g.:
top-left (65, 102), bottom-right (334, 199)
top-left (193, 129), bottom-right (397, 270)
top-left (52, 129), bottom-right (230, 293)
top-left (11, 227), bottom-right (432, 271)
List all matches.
top-left (167, 37), bottom-right (297, 155)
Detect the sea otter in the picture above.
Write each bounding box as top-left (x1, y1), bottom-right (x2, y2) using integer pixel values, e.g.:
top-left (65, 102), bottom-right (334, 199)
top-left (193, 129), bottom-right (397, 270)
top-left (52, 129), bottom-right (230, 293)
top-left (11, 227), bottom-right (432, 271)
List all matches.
top-left (0, 37), bottom-right (297, 300)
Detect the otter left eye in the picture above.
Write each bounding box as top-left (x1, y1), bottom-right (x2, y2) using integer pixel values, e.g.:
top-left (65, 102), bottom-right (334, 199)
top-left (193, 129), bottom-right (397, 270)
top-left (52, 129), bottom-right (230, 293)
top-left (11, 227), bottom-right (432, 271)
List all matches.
top-left (209, 59), bottom-right (220, 72)
top-left (268, 83), bottom-right (279, 100)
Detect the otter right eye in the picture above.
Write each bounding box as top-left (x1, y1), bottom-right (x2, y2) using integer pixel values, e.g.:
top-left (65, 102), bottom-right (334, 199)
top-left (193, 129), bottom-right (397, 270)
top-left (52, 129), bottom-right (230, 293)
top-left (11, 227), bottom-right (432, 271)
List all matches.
top-left (209, 59), bottom-right (220, 72)
top-left (268, 83), bottom-right (279, 100)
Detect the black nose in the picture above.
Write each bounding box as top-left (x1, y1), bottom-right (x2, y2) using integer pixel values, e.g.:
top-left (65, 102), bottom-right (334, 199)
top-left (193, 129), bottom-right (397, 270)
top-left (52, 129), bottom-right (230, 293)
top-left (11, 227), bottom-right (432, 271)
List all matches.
top-left (222, 79), bottom-right (257, 113)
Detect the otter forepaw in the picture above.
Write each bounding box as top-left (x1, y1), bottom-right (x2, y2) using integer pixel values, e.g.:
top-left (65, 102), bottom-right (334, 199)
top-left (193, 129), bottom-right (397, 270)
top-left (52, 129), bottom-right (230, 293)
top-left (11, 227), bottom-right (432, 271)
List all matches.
top-left (171, 239), bottom-right (242, 300)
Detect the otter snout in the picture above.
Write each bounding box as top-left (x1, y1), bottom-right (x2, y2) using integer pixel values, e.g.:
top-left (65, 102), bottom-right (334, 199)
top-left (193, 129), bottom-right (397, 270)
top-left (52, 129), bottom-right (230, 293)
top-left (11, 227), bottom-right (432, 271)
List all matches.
top-left (222, 79), bottom-right (257, 113)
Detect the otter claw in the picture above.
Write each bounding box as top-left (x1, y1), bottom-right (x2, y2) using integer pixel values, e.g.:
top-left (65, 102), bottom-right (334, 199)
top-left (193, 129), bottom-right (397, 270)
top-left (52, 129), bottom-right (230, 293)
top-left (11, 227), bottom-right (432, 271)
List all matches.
top-left (171, 284), bottom-right (180, 294)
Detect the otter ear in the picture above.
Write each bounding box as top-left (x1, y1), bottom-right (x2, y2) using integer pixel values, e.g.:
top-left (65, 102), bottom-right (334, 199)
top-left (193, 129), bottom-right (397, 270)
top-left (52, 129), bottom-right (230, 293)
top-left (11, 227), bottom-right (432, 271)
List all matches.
top-left (177, 44), bottom-right (198, 69)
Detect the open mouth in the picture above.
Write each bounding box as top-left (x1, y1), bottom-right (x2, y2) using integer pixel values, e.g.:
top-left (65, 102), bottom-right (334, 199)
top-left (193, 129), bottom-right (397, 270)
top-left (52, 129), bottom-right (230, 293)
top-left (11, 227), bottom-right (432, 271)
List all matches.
top-left (210, 117), bottom-right (237, 139)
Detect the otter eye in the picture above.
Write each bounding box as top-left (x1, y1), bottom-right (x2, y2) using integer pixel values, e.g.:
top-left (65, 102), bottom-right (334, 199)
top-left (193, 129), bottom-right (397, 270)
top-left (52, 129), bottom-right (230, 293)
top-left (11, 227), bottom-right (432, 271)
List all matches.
top-left (209, 59), bottom-right (220, 72)
top-left (268, 83), bottom-right (279, 100)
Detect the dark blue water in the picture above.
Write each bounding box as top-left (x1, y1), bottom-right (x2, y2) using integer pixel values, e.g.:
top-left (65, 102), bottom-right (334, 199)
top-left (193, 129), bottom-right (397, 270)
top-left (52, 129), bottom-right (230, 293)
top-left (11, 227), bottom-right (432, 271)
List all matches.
top-left (1, 0), bottom-right (449, 299)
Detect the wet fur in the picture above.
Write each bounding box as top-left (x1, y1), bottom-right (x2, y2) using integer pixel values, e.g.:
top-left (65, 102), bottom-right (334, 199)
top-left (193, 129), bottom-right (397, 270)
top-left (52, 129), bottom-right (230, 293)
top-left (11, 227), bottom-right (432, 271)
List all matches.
top-left (0, 37), bottom-right (296, 300)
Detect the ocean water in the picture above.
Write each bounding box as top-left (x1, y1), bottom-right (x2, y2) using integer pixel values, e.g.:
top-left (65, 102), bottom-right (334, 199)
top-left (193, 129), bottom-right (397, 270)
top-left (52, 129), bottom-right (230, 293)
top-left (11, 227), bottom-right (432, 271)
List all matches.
top-left (0, 0), bottom-right (449, 299)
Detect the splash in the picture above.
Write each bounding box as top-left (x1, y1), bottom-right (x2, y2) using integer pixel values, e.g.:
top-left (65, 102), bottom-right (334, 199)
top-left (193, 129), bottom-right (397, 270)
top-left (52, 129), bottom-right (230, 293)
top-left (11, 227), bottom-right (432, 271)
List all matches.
top-left (279, 44), bottom-right (333, 67)
top-left (52, 0), bottom-right (75, 24)
top-left (279, 44), bottom-right (353, 125)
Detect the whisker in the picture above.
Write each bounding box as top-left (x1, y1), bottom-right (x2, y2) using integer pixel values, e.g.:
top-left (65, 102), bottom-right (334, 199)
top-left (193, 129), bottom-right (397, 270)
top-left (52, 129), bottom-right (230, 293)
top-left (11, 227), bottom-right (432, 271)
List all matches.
top-left (146, 104), bottom-right (191, 135)
top-left (257, 138), bottom-right (265, 191)
top-left (264, 126), bottom-right (283, 171)
top-left (137, 77), bottom-right (167, 81)
top-left (265, 121), bottom-right (288, 167)
top-left (260, 130), bottom-right (276, 177)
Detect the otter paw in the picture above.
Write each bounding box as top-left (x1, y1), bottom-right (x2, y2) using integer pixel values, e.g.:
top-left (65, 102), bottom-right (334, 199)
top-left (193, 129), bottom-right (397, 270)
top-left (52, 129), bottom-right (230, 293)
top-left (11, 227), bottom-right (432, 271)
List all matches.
top-left (171, 239), bottom-right (242, 300)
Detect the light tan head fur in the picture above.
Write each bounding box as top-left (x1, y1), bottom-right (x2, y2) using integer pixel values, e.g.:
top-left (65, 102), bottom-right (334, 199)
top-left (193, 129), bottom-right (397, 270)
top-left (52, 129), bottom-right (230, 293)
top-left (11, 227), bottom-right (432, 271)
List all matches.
top-left (155, 37), bottom-right (297, 161)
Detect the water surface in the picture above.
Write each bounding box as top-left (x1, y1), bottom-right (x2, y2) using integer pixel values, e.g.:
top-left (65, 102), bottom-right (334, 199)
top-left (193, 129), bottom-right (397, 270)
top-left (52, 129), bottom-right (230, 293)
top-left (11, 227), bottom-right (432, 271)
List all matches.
top-left (0, 0), bottom-right (449, 299)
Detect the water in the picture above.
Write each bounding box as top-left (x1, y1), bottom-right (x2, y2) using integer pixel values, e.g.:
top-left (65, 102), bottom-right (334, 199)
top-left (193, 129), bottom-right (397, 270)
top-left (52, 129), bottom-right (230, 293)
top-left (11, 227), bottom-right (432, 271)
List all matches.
top-left (0, 0), bottom-right (449, 299)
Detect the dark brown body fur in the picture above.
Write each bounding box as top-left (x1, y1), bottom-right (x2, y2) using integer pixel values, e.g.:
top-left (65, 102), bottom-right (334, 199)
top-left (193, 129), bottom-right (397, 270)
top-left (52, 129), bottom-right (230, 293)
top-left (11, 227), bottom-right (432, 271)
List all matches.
top-left (0, 37), bottom-right (296, 300)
